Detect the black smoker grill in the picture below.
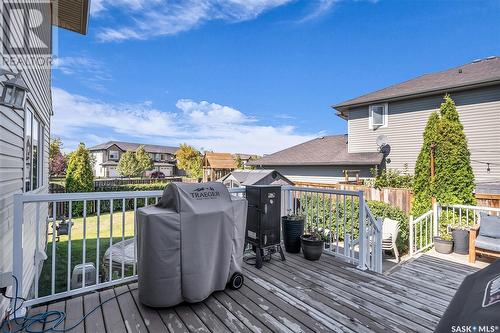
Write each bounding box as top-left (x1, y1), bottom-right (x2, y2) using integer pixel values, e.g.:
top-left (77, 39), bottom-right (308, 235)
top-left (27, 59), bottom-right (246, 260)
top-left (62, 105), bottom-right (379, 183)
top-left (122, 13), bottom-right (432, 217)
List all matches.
top-left (245, 185), bottom-right (285, 268)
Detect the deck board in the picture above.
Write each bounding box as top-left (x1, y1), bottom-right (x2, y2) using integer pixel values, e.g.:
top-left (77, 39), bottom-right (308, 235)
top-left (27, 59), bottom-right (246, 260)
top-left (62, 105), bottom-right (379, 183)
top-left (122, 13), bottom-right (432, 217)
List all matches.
top-left (26, 252), bottom-right (479, 333)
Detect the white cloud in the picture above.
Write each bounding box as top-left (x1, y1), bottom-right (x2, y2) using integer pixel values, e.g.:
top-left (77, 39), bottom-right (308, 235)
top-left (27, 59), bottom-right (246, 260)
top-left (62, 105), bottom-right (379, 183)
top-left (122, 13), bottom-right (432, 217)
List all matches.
top-left (52, 87), bottom-right (316, 154)
top-left (299, 0), bottom-right (338, 22)
top-left (93, 0), bottom-right (293, 42)
top-left (53, 56), bottom-right (112, 92)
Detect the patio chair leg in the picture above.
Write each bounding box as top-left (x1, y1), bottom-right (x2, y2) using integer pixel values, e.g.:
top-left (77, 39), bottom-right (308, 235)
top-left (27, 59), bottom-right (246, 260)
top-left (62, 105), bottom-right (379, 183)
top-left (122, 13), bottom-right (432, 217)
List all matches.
top-left (393, 245), bottom-right (399, 262)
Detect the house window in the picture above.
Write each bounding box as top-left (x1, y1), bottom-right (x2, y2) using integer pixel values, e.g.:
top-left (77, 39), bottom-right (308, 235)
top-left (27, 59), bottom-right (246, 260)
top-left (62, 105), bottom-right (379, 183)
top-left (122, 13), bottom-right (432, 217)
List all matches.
top-left (160, 154), bottom-right (165, 161)
top-left (154, 153), bottom-right (160, 162)
top-left (109, 150), bottom-right (119, 160)
top-left (369, 103), bottom-right (388, 129)
top-left (25, 108), bottom-right (44, 192)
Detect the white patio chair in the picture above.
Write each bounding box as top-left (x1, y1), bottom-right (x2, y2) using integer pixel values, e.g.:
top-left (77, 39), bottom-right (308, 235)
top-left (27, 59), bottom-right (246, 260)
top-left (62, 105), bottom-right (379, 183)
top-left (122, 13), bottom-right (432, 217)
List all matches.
top-left (382, 218), bottom-right (400, 262)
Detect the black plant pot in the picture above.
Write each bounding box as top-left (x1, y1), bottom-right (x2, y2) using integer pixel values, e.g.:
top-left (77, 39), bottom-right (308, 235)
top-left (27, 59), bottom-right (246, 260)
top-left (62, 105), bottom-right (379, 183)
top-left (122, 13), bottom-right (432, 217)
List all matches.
top-left (452, 229), bottom-right (469, 255)
top-left (434, 236), bottom-right (453, 254)
top-left (282, 216), bottom-right (304, 253)
top-left (301, 235), bottom-right (324, 261)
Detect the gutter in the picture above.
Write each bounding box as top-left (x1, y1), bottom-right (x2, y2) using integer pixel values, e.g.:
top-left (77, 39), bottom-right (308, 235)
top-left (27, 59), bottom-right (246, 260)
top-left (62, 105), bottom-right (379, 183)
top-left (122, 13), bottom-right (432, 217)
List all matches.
top-left (332, 78), bottom-right (500, 116)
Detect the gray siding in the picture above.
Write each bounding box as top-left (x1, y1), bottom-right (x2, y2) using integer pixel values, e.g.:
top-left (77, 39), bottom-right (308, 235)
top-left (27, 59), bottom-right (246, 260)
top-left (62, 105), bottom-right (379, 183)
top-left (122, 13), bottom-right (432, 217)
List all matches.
top-left (0, 1), bottom-right (52, 313)
top-left (264, 165), bottom-right (374, 184)
top-left (348, 85), bottom-right (500, 183)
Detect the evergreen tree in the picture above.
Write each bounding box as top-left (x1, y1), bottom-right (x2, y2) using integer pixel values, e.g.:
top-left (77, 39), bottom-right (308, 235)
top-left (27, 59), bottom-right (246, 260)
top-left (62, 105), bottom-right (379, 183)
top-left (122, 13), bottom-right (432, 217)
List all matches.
top-left (135, 145), bottom-right (154, 176)
top-left (412, 95), bottom-right (475, 216)
top-left (412, 112), bottom-right (440, 216)
top-left (117, 151), bottom-right (141, 177)
top-left (65, 143), bottom-right (94, 193)
top-left (434, 95), bottom-right (475, 206)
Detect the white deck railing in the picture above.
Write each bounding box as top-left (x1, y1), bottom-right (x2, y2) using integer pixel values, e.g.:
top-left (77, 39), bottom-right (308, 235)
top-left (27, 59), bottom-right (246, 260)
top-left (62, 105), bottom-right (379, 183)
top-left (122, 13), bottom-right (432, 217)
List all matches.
top-left (12, 185), bottom-right (381, 309)
top-left (409, 202), bottom-right (500, 257)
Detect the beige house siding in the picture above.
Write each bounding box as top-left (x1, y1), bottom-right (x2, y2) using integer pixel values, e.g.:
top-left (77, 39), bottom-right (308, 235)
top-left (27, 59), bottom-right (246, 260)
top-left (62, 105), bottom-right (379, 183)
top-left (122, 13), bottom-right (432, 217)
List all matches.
top-left (347, 85), bottom-right (500, 183)
top-left (0, 0), bottom-right (52, 313)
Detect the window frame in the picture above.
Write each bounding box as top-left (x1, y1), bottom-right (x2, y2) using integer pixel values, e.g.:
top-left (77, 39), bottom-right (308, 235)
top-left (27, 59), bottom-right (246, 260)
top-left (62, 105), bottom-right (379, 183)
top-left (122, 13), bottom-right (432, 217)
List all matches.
top-left (24, 105), bottom-right (45, 192)
top-left (368, 103), bottom-right (388, 129)
top-left (108, 150), bottom-right (120, 160)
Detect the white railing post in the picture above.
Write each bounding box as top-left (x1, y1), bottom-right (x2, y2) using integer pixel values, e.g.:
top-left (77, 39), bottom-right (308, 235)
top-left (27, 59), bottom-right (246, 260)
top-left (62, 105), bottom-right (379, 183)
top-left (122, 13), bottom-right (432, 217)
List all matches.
top-left (409, 215), bottom-right (414, 257)
top-left (374, 217), bottom-right (383, 274)
top-left (433, 202), bottom-right (439, 238)
top-left (357, 191), bottom-right (366, 270)
top-left (12, 194), bottom-right (24, 315)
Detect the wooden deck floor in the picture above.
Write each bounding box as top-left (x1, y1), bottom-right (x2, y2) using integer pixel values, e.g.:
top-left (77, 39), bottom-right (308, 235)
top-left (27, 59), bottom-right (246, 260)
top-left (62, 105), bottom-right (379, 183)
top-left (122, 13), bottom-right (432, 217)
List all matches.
top-left (27, 253), bottom-right (480, 333)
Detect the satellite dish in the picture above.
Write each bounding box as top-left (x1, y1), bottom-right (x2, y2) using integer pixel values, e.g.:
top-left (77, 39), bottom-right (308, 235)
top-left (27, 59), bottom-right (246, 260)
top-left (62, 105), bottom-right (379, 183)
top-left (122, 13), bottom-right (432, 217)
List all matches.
top-left (376, 135), bottom-right (389, 148)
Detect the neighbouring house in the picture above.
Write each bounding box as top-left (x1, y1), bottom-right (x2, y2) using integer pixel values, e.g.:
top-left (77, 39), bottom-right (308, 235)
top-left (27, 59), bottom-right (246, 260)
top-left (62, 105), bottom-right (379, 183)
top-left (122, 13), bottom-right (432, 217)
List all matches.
top-left (218, 169), bottom-right (294, 188)
top-left (88, 141), bottom-right (179, 178)
top-left (333, 56), bottom-right (500, 185)
top-left (202, 152), bottom-right (236, 181)
top-left (0, 0), bottom-right (90, 315)
top-left (247, 135), bottom-right (383, 184)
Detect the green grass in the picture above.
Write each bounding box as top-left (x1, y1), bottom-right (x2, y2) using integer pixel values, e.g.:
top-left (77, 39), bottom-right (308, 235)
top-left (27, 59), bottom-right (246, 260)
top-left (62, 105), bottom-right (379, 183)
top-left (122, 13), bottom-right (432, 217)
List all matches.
top-left (39, 211), bottom-right (136, 297)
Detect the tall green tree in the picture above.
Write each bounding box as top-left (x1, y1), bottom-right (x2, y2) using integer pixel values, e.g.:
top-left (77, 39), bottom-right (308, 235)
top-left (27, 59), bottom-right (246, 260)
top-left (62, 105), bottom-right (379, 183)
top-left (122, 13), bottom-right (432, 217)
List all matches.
top-left (176, 144), bottom-right (202, 178)
top-left (412, 95), bottom-right (475, 216)
top-left (412, 112), bottom-right (440, 216)
top-left (117, 151), bottom-right (141, 177)
top-left (434, 95), bottom-right (475, 206)
top-left (65, 143), bottom-right (94, 193)
top-left (135, 145), bottom-right (154, 176)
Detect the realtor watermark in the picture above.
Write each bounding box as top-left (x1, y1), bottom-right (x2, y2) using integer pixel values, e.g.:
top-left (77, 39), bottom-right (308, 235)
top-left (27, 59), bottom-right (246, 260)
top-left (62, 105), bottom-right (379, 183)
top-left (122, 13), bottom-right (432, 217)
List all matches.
top-left (1, 0), bottom-right (57, 69)
top-left (451, 325), bottom-right (500, 333)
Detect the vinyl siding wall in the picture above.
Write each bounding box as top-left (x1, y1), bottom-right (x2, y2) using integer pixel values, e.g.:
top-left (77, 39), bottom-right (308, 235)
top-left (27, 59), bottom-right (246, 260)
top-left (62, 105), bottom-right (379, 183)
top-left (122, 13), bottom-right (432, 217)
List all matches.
top-left (348, 85), bottom-right (500, 183)
top-left (263, 165), bottom-right (374, 185)
top-left (0, 0), bottom-right (52, 314)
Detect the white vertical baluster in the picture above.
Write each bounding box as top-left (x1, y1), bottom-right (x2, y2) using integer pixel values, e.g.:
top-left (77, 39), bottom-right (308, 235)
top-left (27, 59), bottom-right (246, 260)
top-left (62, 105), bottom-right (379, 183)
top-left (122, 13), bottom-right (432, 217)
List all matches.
top-left (109, 199), bottom-right (113, 282)
top-left (133, 197), bottom-right (137, 276)
top-left (82, 200), bottom-right (87, 289)
top-left (67, 201), bottom-right (72, 291)
top-left (122, 198), bottom-right (126, 279)
top-left (51, 201), bottom-right (56, 295)
top-left (96, 200), bottom-right (100, 285)
top-left (34, 202), bottom-right (40, 299)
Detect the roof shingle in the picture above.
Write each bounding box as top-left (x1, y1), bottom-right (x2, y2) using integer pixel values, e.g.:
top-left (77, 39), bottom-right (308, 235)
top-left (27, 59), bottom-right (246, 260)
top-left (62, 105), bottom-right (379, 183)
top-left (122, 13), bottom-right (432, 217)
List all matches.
top-left (334, 56), bottom-right (500, 111)
top-left (247, 135), bottom-right (382, 166)
top-left (88, 141), bottom-right (178, 154)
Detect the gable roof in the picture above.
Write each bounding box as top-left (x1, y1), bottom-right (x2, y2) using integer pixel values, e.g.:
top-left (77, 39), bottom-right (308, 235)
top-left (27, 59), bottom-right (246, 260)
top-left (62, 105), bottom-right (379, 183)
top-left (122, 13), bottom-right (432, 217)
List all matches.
top-left (247, 135), bottom-right (382, 166)
top-left (220, 169), bottom-right (292, 185)
top-left (334, 56), bottom-right (500, 114)
top-left (88, 141), bottom-right (178, 154)
top-left (203, 153), bottom-right (237, 169)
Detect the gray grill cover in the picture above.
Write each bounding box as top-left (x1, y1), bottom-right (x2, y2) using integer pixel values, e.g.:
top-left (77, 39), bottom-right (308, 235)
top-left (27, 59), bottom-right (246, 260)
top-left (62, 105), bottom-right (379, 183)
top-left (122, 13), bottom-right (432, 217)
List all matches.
top-left (137, 182), bottom-right (247, 307)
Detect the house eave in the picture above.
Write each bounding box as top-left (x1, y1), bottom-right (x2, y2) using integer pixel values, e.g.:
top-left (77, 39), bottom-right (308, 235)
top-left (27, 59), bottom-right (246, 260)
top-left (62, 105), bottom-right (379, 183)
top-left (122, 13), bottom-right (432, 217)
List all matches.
top-left (53, 0), bottom-right (90, 35)
top-left (332, 78), bottom-right (500, 114)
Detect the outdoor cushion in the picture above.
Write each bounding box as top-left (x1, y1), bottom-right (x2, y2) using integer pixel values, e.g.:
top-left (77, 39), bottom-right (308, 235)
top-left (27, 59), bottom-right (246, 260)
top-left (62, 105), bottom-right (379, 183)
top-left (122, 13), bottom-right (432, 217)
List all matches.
top-left (475, 235), bottom-right (500, 252)
top-left (479, 213), bottom-right (500, 238)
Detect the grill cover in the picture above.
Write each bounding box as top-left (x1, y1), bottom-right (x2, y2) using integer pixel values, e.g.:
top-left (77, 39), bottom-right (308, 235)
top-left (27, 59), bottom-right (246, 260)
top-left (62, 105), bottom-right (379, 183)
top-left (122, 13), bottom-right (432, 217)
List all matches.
top-left (137, 182), bottom-right (247, 307)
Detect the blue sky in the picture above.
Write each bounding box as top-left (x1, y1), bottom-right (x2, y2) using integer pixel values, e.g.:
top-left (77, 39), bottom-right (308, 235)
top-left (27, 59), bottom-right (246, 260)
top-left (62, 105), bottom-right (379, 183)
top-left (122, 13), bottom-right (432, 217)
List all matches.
top-left (52, 0), bottom-right (500, 154)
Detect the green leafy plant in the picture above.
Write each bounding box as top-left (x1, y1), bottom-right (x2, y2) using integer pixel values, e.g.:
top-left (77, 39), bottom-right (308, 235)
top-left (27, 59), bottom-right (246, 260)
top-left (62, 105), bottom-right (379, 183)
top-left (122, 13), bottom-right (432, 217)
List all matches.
top-left (117, 145), bottom-right (154, 177)
top-left (439, 225), bottom-right (453, 241)
top-left (372, 166), bottom-right (414, 189)
top-left (65, 143), bottom-right (94, 215)
top-left (176, 143), bottom-right (203, 179)
top-left (298, 194), bottom-right (409, 253)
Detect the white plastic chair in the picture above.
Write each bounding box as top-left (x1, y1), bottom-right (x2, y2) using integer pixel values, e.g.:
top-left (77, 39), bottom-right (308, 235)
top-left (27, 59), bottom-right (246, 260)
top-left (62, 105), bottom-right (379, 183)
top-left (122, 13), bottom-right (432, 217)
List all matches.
top-left (382, 218), bottom-right (400, 262)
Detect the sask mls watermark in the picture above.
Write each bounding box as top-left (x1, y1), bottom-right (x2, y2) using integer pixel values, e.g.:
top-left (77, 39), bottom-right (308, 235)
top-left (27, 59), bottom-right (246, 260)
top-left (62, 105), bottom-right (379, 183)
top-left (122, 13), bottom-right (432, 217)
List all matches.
top-left (1, 0), bottom-right (57, 69)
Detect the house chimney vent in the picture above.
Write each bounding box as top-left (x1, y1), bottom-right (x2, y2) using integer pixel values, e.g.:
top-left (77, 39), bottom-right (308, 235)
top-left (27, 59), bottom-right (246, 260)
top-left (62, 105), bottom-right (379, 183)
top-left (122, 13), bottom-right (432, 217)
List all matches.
top-left (458, 68), bottom-right (463, 74)
top-left (486, 56), bottom-right (496, 60)
top-left (472, 59), bottom-right (482, 63)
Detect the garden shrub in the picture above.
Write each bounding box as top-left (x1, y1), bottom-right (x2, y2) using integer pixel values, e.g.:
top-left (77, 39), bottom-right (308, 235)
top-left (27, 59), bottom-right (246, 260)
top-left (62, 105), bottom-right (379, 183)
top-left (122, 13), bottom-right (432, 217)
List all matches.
top-left (372, 167), bottom-right (414, 190)
top-left (298, 194), bottom-right (409, 253)
top-left (412, 95), bottom-right (475, 218)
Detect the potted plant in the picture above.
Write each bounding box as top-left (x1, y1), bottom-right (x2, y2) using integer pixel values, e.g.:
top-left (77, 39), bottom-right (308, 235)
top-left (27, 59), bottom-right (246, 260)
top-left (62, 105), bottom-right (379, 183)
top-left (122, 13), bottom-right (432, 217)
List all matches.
top-left (282, 213), bottom-right (305, 253)
top-left (451, 226), bottom-right (469, 255)
top-left (301, 227), bottom-right (324, 261)
top-left (434, 225), bottom-right (453, 254)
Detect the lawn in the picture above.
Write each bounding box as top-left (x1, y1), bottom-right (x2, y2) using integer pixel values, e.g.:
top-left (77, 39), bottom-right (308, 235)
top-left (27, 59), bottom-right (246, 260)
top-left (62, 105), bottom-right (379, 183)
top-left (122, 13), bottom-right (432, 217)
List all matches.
top-left (39, 210), bottom-right (136, 297)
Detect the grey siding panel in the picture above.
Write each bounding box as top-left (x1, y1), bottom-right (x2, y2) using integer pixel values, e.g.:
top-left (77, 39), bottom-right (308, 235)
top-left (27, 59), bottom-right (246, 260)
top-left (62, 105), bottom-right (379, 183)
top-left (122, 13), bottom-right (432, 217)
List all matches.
top-left (0, 0), bottom-right (52, 314)
top-left (265, 165), bottom-right (374, 184)
top-left (348, 85), bottom-right (500, 183)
